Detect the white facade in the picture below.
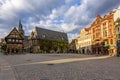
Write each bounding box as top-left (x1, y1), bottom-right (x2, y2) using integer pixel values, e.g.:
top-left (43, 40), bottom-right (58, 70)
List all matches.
top-left (114, 9), bottom-right (120, 22)
top-left (76, 28), bottom-right (92, 54)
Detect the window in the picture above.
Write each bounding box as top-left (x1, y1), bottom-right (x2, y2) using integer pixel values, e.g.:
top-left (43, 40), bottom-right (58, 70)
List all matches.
top-left (96, 33), bottom-right (100, 38)
top-left (19, 40), bottom-right (22, 42)
top-left (41, 34), bottom-right (46, 38)
top-left (16, 40), bottom-right (18, 42)
top-left (109, 20), bottom-right (113, 26)
top-left (95, 26), bottom-right (100, 31)
top-left (103, 30), bottom-right (107, 37)
top-left (119, 34), bottom-right (120, 39)
top-left (21, 40), bottom-right (22, 42)
top-left (117, 40), bottom-right (120, 43)
top-left (12, 39), bottom-right (15, 42)
top-left (13, 35), bottom-right (15, 37)
top-left (61, 37), bottom-right (64, 40)
top-left (104, 41), bottom-right (108, 46)
top-left (15, 35), bottom-right (17, 38)
top-left (93, 28), bottom-right (95, 33)
top-left (13, 35), bottom-right (17, 38)
top-left (93, 35), bottom-right (95, 39)
top-left (110, 39), bottom-right (113, 44)
top-left (8, 39), bottom-right (11, 41)
top-left (109, 29), bottom-right (112, 35)
top-left (103, 22), bottom-right (107, 29)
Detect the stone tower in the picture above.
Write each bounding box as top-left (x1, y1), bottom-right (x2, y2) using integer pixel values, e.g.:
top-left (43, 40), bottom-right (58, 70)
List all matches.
top-left (18, 20), bottom-right (24, 37)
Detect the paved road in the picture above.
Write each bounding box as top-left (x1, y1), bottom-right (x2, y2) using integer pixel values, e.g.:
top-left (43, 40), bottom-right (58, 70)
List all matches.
top-left (0, 53), bottom-right (120, 80)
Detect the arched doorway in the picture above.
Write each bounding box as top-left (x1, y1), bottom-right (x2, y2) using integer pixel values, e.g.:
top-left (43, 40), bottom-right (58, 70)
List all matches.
top-left (82, 49), bottom-right (85, 54)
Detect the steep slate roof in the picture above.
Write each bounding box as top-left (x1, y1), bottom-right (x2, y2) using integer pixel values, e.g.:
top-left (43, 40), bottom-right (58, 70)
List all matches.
top-left (35, 27), bottom-right (68, 42)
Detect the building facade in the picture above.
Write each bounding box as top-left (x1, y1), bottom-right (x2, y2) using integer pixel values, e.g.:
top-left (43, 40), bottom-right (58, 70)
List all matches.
top-left (115, 17), bottom-right (120, 56)
top-left (28, 27), bottom-right (68, 53)
top-left (76, 28), bottom-right (92, 54)
top-left (75, 8), bottom-right (120, 56)
top-left (69, 39), bottom-right (77, 53)
top-left (91, 9), bottom-right (120, 56)
top-left (5, 21), bottom-right (24, 54)
top-left (91, 15), bottom-right (108, 55)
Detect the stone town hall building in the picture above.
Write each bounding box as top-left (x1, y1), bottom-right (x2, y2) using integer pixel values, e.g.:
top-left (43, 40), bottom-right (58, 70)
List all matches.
top-left (28, 27), bottom-right (68, 53)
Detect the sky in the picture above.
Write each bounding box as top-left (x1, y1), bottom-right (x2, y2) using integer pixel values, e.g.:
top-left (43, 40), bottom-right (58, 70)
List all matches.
top-left (0, 0), bottom-right (120, 42)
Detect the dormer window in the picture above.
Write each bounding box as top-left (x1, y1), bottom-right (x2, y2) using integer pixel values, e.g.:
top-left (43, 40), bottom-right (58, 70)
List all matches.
top-left (61, 37), bottom-right (64, 40)
top-left (42, 34), bottom-right (46, 38)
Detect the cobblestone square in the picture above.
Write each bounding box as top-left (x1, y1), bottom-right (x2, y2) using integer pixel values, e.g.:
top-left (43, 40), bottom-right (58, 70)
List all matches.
top-left (0, 53), bottom-right (120, 80)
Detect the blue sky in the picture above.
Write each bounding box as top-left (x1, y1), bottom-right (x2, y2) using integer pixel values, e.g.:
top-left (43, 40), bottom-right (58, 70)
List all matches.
top-left (0, 0), bottom-right (120, 42)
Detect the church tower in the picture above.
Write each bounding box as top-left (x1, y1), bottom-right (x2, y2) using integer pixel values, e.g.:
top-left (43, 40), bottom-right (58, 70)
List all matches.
top-left (18, 20), bottom-right (24, 37)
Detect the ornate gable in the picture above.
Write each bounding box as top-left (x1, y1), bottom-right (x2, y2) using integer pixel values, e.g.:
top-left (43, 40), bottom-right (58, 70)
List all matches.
top-left (6, 27), bottom-right (23, 40)
top-left (91, 15), bottom-right (102, 26)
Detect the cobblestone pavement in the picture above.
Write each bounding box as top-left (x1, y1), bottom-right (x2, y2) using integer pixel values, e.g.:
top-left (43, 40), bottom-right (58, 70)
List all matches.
top-left (1, 53), bottom-right (120, 80)
top-left (0, 53), bottom-right (16, 80)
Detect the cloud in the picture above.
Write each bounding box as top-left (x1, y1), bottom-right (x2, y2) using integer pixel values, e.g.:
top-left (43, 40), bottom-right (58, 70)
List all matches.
top-left (0, 0), bottom-right (65, 37)
top-left (68, 33), bottom-right (78, 42)
top-left (0, 0), bottom-right (120, 42)
top-left (0, 0), bottom-right (65, 22)
top-left (61, 23), bottom-right (78, 33)
top-left (49, 6), bottom-right (67, 20)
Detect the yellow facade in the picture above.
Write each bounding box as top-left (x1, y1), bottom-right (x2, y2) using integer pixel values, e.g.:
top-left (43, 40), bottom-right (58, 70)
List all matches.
top-left (91, 9), bottom-right (120, 56)
top-left (76, 9), bottom-right (120, 56)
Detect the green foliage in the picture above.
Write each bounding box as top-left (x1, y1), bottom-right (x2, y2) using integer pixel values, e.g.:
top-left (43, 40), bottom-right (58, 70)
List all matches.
top-left (38, 39), bottom-right (68, 53)
top-left (1, 44), bottom-right (7, 51)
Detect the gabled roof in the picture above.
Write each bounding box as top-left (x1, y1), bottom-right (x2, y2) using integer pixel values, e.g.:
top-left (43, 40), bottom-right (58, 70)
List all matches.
top-left (34, 27), bottom-right (68, 42)
top-left (5, 27), bottom-right (23, 40)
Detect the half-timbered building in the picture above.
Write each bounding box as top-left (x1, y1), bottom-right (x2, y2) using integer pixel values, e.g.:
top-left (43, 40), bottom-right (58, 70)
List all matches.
top-left (5, 21), bottom-right (24, 54)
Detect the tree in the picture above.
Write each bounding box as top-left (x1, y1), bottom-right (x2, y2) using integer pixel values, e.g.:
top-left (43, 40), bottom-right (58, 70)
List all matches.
top-left (1, 43), bottom-right (7, 52)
